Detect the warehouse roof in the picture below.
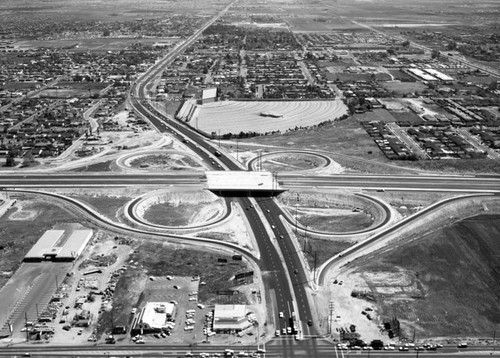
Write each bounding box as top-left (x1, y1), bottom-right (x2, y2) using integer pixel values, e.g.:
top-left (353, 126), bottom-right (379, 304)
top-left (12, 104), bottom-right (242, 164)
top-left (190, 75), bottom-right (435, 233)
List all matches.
top-left (24, 230), bottom-right (65, 260)
top-left (24, 228), bottom-right (93, 262)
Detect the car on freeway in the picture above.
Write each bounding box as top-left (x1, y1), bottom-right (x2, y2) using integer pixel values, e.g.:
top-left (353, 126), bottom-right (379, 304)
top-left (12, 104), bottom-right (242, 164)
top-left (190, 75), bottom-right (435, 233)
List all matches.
top-left (399, 347), bottom-right (409, 351)
top-left (279, 235), bottom-right (284, 239)
top-left (282, 328), bottom-right (286, 335)
top-left (279, 312), bottom-right (284, 318)
top-left (307, 320), bottom-right (313, 326)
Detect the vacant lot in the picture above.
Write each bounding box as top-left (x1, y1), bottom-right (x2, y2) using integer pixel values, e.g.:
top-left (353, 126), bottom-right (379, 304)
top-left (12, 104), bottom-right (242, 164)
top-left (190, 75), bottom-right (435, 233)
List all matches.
top-left (239, 117), bottom-right (419, 174)
top-left (129, 153), bottom-right (202, 171)
top-left (300, 235), bottom-right (354, 268)
top-left (404, 158), bottom-right (500, 175)
top-left (137, 191), bottom-right (224, 227)
top-left (67, 195), bottom-right (131, 221)
top-left (381, 81), bottom-right (428, 95)
top-left (36, 82), bottom-right (109, 98)
top-left (260, 152), bottom-right (326, 172)
top-left (355, 108), bottom-right (397, 123)
top-left (352, 214), bottom-right (500, 338)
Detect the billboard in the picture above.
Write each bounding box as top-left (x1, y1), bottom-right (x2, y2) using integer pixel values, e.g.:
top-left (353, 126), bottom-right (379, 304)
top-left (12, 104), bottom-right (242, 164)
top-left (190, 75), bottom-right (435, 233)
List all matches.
top-left (202, 87), bottom-right (217, 100)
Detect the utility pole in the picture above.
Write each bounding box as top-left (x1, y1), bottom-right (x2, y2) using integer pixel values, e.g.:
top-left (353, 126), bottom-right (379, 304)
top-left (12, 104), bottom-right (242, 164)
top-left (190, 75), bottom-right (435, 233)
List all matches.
top-left (295, 204), bottom-right (298, 233)
top-left (25, 312), bottom-right (29, 341)
top-left (493, 329), bottom-right (496, 351)
top-left (313, 252), bottom-right (317, 282)
top-left (236, 139), bottom-right (239, 162)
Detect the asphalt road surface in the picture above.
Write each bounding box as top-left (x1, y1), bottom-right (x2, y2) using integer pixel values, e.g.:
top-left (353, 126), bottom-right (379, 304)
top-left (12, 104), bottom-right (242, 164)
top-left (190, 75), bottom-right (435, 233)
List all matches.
top-left (1, 174), bottom-right (499, 192)
top-left (0, 340), bottom-right (497, 358)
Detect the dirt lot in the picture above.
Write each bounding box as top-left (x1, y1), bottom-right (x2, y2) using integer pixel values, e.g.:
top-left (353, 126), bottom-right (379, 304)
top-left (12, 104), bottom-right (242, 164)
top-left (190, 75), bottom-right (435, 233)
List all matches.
top-left (278, 190), bottom-right (382, 233)
top-left (136, 190), bottom-right (225, 227)
top-left (340, 214), bottom-right (500, 340)
top-left (128, 153), bottom-right (202, 171)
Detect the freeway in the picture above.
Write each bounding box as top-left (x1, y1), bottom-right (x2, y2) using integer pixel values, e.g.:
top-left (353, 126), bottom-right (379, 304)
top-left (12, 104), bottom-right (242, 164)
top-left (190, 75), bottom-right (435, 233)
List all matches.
top-left (69, 0), bottom-right (304, 338)
top-left (0, 340), bottom-right (497, 358)
top-left (279, 174), bottom-right (500, 193)
top-left (1, 173), bottom-right (499, 193)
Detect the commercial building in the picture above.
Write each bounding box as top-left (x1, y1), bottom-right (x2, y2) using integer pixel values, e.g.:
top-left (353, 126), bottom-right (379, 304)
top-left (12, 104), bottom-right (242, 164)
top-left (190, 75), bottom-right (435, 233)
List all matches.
top-left (212, 304), bottom-right (251, 333)
top-left (24, 228), bottom-right (93, 262)
top-left (133, 302), bottom-right (175, 333)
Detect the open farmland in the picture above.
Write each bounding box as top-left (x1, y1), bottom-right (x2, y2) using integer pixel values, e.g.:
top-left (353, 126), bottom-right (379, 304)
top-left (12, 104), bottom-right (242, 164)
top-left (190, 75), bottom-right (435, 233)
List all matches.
top-left (350, 214), bottom-right (500, 339)
top-left (192, 100), bottom-right (348, 135)
top-left (16, 38), bottom-right (177, 51)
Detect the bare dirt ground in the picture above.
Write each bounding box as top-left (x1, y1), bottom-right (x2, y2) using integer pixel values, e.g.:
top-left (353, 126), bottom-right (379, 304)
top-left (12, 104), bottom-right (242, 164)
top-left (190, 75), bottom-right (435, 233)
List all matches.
top-left (138, 190), bottom-right (225, 227)
top-left (127, 153), bottom-right (203, 171)
top-left (317, 211), bottom-right (500, 345)
top-left (278, 190), bottom-right (382, 234)
top-left (351, 214), bottom-right (500, 340)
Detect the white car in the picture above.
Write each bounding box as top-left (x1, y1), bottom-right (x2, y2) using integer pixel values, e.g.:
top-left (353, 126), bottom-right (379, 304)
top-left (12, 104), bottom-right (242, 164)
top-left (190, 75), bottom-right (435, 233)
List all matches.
top-left (279, 312), bottom-right (284, 318)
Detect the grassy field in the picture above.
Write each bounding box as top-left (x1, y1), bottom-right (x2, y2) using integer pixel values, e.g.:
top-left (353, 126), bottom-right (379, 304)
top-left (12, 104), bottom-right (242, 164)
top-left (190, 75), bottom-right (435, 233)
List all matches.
top-left (404, 158), bottom-right (500, 175)
top-left (143, 202), bottom-right (211, 226)
top-left (28, 81), bottom-right (109, 99)
top-left (299, 235), bottom-right (353, 268)
top-left (261, 153), bottom-right (325, 172)
top-left (0, 195), bottom-right (80, 288)
top-left (353, 214), bottom-right (500, 338)
top-left (296, 209), bottom-right (374, 233)
top-left (239, 117), bottom-right (411, 174)
top-left (129, 153), bottom-right (201, 171)
top-left (67, 195), bottom-right (131, 221)
top-left (355, 109), bottom-right (397, 123)
top-left (18, 37), bottom-right (177, 51)
top-left (381, 81), bottom-right (428, 95)
top-left (326, 72), bottom-right (392, 82)
top-left (71, 160), bottom-right (114, 172)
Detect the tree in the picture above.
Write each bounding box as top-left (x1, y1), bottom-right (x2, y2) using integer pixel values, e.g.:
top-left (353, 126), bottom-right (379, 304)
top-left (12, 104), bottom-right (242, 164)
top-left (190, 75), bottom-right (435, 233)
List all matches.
top-left (22, 150), bottom-right (35, 167)
top-left (431, 50), bottom-right (441, 59)
top-left (5, 150), bottom-right (17, 167)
